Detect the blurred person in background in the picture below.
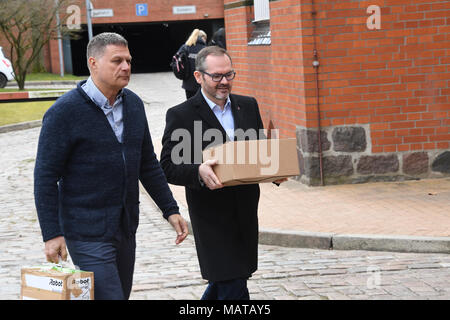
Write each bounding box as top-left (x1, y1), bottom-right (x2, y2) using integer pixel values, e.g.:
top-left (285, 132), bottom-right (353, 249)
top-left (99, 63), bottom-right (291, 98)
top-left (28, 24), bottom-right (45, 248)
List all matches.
top-left (177, 29), bottom-right (207, 99)
top-left (209, 27), bottom-right (226, 49)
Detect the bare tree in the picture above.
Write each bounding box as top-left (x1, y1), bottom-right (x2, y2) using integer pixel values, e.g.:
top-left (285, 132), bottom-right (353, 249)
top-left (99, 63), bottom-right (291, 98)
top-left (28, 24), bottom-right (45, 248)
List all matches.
top-left (0, 0), bottom-right (76, 90)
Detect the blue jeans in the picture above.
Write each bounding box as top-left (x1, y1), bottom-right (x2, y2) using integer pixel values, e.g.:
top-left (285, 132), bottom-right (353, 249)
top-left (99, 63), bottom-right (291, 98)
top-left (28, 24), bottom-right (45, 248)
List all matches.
top-left (201, 278), bottom-right (250, 300)
top-left (65, 227), bottom-right (136, 300)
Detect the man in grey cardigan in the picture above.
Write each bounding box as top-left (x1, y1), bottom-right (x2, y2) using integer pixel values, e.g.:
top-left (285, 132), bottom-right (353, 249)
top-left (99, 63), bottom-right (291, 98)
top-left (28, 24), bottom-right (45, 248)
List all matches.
top-left (34, 32), bottom-right (188, 299)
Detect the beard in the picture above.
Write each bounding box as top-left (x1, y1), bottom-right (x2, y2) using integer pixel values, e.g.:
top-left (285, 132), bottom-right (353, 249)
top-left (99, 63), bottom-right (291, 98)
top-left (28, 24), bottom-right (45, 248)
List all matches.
top-left (213, 84), bottom-right (231, 100)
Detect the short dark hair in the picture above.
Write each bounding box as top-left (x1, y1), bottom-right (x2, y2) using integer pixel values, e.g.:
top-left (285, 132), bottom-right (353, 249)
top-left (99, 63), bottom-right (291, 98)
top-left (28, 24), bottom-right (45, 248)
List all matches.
top-left (86, 32), bottom-right (128, 66)
top-left (195, 46), bottom-right (233, 72)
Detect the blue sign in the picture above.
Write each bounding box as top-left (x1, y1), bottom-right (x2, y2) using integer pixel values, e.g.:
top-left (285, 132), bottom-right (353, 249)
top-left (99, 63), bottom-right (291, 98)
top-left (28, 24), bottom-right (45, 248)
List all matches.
top-left (136, 4), bottom-right (148, 16)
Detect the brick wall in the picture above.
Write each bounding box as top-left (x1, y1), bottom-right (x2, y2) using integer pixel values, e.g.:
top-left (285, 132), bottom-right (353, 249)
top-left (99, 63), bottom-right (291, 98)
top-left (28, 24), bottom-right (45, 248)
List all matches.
top-left (224, 0), bottom-right (450, 185)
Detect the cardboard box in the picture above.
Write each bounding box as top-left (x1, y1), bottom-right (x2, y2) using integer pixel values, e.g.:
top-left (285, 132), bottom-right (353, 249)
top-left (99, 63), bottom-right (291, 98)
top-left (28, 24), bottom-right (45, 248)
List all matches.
top-left (202, 138), bottom-right (300, 186)
top-left (21, 265), bottom-right (94, 300)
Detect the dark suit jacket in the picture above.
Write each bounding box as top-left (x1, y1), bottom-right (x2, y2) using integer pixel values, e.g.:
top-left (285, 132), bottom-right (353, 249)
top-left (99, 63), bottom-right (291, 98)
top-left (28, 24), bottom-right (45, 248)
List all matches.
top-left (160, 90), bottom-right (264, 282)
top-left (34, 81), bottom-right (179, 242)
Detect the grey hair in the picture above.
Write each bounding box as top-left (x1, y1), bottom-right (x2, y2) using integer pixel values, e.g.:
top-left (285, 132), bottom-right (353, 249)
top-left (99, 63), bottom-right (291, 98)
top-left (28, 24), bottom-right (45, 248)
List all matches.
top-left (195, 46), bottom-right (232, 72)
top-left (86, 32), bottom-right (128, 66)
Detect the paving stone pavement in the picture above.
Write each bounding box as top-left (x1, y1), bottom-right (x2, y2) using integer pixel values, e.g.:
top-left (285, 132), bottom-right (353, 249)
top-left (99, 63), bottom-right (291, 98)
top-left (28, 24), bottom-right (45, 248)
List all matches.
top-left (0, 73), bottom-right (449, 300)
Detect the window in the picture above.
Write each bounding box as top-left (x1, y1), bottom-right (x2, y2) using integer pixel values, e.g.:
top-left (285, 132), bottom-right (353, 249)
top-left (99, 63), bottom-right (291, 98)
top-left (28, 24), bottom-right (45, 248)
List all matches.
top-left (248, 0), bottom-right (271, 46)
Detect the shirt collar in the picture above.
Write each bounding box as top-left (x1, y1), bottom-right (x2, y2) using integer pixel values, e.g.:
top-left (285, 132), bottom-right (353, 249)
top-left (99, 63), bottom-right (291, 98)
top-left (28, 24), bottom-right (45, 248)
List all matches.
top-left (201, 89), bottom-right (231, 112)
top-left (82, 77), bottom-right (123, 109)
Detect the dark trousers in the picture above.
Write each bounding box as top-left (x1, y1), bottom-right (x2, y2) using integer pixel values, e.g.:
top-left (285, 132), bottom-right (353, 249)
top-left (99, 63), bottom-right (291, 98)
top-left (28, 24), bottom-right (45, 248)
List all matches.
top-left (65, 226), bottom-right (136, 300)
top-left (201, 278), bottom-right (250, 300)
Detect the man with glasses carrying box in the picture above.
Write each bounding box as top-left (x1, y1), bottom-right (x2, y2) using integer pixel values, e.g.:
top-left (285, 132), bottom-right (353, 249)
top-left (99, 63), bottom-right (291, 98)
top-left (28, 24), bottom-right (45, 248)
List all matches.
top-left (161, 46), bottom-right (286, 300)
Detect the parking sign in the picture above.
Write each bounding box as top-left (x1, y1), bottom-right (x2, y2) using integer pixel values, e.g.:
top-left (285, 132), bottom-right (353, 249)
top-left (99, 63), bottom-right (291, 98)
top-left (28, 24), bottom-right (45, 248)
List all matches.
top-left (136, 4), bottom-right (148, 16)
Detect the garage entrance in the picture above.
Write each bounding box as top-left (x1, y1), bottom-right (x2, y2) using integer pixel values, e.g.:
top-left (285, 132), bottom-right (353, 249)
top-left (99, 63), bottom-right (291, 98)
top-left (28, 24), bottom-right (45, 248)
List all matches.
top-left (69, 19), bottom-right (224, 76)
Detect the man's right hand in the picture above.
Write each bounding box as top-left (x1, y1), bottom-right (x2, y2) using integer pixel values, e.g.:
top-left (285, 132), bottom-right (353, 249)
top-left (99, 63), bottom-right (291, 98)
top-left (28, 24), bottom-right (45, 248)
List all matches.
top-left (199, 159), bottom-right (223, 190)
top-left (44, 236), bottom-right (68, 264)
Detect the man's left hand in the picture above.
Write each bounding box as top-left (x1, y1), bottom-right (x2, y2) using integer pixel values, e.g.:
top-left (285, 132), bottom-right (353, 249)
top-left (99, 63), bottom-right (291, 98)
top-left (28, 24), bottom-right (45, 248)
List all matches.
top-left (274, 178), bottom-right (288, 184)
top-left (273, 178), bottom-right (288, 186)
top-left (168, 214), bottom-right (189, 245)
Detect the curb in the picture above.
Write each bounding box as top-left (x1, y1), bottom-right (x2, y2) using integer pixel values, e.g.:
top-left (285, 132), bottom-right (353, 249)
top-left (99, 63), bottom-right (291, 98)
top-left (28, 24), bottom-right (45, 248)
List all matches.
top-left (28, 90), bottom-right (69, 99)
top-left (0, 120), bottom-right (42, 134)
top-left (260, 229), bottom-right (450, 254)
top-left (332, 234), bottom-right (450, 254)
top-left (5, 80), bottom-right (82, 87)
top-left (259, 228), bottom-right (333, 250)
top-left (181, 213), bottom-right (449, 254)
top-left (0, 89), bottom-right (70, 101)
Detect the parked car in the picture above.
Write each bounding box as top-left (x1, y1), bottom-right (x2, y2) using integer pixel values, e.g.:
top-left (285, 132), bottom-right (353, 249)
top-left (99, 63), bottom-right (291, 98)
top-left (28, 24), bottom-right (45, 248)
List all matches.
top-left (0, 47), bottom-right (14, 88)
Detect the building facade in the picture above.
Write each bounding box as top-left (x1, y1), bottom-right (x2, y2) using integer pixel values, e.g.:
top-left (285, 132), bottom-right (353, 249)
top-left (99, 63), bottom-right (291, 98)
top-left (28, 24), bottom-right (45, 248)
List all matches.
top-left (44, 0), bottom-right (225, 75)
top-left (225, 0), bottom-right (450, 185)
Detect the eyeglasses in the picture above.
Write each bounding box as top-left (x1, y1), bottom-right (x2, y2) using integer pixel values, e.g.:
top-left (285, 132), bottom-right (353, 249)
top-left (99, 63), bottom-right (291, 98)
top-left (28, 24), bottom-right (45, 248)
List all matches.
top-left (200, 70), bottom-right (236, 82)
